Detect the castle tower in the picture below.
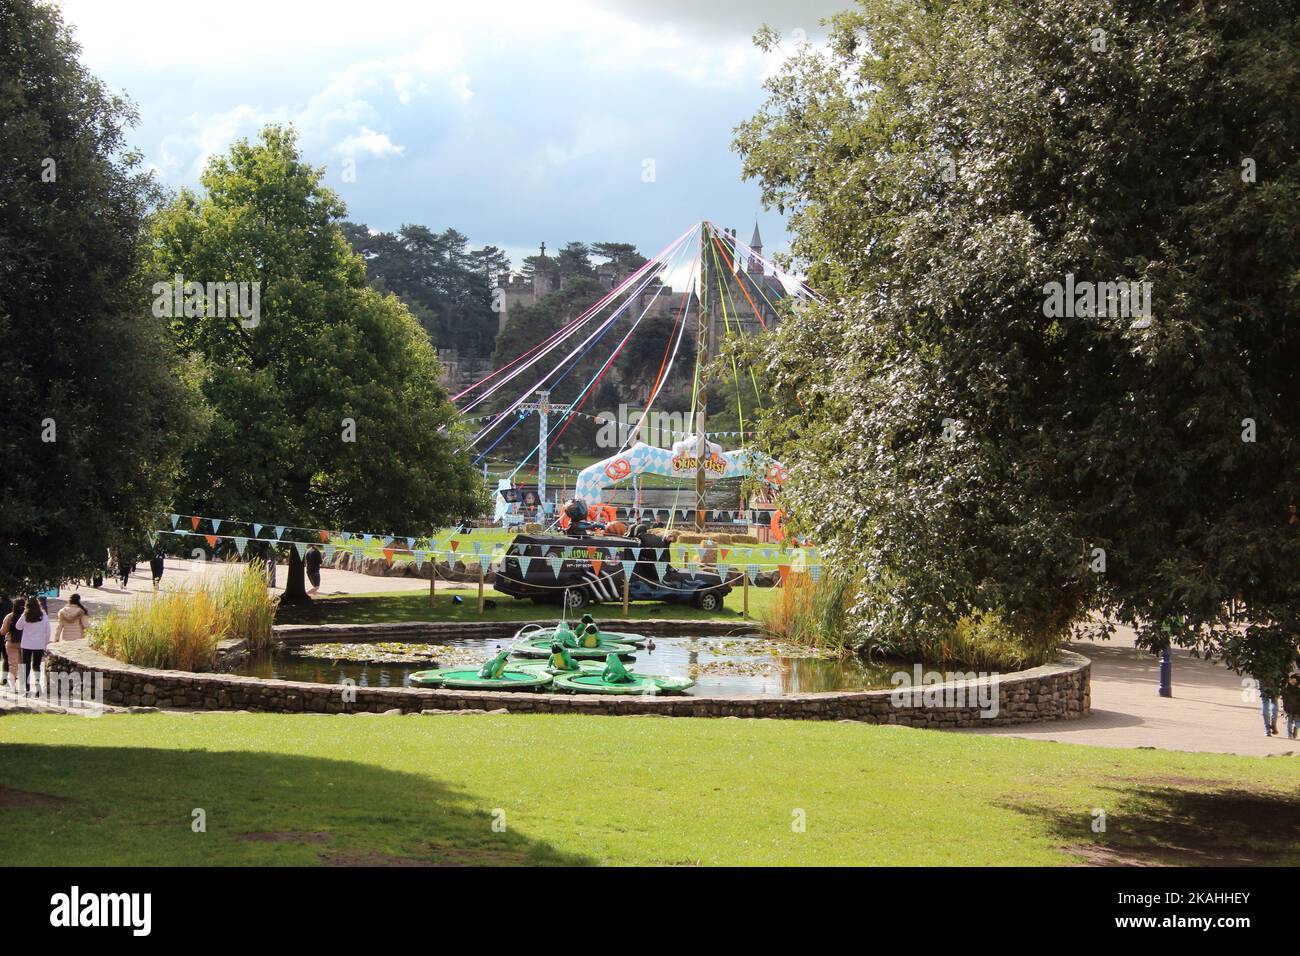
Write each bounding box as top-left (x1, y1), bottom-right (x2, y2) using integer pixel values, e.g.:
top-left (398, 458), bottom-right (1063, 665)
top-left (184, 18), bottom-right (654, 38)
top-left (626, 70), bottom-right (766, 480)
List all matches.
top-left (532, 241), bottom-right (554, 298)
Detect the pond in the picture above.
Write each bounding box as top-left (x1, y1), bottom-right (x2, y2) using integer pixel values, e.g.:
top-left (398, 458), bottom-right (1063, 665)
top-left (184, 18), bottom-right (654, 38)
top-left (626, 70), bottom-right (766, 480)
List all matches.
top-left (233, 634), bottom-right (903, 697)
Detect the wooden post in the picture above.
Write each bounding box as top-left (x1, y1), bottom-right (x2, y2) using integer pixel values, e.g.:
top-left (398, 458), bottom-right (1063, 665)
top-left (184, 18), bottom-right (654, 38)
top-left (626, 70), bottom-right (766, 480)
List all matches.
top-left (477, 562), bottom-right (485, 614)
top-left (742, 572), bottom-right (750, 620)
top-left (429, 558), bottom-right (436, 606)
top-left (622, 571), bottom-right (630, 617)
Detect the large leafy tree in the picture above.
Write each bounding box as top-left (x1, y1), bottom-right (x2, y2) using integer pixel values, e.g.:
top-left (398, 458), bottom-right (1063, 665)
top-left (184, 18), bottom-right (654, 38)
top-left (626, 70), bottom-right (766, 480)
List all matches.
top-left (0, 0), bottom-right (203, 592)
top-left (152, 125), bottom-right (484, 600)
top-left (735, 0), bottom-right (1300, 673)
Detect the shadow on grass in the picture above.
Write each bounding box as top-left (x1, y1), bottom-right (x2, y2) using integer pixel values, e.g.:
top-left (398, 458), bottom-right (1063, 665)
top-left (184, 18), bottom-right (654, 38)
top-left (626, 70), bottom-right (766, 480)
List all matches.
top-left (1009, 784), bottom-right (1300, 866)
top-left (0, 743), bottom-right (592, 867)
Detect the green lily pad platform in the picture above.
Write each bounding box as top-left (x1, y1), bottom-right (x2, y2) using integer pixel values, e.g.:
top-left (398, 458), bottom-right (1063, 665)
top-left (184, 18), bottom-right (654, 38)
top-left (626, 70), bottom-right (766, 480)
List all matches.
top-left (514, 660), bottom-right (604, 678)
top-left (513, 621), bottom-right (649, 648)
top-left (525, 627), bottom-right (648, 648)
top-left (408, 670), bottom-right (445, 687)
top-left (433, 668), bottom-right (554, 691)
top-left (551, 672), bottom-right (695, 695)
top-left (510, 638), bottom-right (637, 660)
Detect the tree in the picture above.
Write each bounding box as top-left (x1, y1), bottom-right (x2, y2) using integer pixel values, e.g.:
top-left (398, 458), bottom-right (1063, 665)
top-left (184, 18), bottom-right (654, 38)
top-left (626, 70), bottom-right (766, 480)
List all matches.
top-left (0, 0), bottom-right (204, 592)
top-left (734, 0), bottom-right (1300, 667)
top-left (592, 242), bottom-right (647, 272)
top-left (151, 125), bottom-right (485, 601)
top-left (342, 222), bottom-right (501, 357)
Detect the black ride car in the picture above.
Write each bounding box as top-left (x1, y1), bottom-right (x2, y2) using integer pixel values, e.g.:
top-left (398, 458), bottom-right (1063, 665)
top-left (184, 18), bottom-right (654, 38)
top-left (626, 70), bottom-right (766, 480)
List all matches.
top-left (497, 531), bottom-right (733, 611)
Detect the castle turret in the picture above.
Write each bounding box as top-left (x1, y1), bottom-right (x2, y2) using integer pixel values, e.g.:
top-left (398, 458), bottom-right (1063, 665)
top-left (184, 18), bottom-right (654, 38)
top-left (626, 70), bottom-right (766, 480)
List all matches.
top-left (748, 221), bottom-right (764, 274)
top-left (532, 241), bottom-right (554, 298)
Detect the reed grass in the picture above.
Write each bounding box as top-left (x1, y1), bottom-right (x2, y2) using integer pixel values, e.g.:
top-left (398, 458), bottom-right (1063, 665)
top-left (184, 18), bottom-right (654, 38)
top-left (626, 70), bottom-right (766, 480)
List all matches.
top-left (764, 572), bottom-right (1058, 671)
top-left (760, 570), bottom-right (859, 653)
top-left (91, 562), bottom-right (278, 671)
top-left (212, 560), bottom-right (277, 654)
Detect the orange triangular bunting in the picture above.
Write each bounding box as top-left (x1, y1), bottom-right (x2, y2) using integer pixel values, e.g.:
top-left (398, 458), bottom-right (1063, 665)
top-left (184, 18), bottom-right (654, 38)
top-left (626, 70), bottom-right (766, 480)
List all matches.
top-left (190, 515), bottom-right (201, 531)
top-left (205, 534), bottom-right (218, 549)
top-left (383, 548), bottom-right (395, 565)
top-left (591, 559), bottom-right (603, 576)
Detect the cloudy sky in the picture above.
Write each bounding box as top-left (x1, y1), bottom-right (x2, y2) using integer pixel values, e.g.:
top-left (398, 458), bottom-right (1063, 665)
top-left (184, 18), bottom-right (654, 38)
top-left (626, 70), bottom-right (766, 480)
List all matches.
top-left (54, 0), bottom-right (849, 268)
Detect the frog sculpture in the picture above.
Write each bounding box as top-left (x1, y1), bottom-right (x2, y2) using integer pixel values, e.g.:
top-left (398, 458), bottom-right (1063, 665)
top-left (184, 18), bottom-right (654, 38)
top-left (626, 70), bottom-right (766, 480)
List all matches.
top-left (580, 623), bottom-right (603, 648)
top-left (547, 642), bottom-right (578, 672)
top-left (601, 652), bottom-right (635, 684)
top-left (476, 649), bottom-right (510, 680)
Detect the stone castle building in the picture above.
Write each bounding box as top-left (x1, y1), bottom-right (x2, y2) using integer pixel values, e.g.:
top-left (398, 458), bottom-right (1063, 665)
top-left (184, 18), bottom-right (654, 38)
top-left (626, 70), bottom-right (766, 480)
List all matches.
top-left (494, 224), bottom-right (789, 350)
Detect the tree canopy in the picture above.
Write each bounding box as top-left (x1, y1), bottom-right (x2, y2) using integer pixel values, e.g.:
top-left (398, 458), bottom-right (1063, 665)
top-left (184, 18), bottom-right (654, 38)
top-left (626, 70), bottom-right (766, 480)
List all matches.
top-left (735, 0), bottom-right (1300, 672)
top-left (151, 126), bottom-right (485, 552)
top-left (0, 0), bottom-right (204, 591)
top-left (342, 222), bottom-right (505, 358)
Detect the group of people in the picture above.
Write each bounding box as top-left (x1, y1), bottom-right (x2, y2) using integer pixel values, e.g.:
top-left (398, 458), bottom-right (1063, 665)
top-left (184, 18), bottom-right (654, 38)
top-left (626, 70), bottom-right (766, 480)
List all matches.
top-left (1260, 671), bottom-right (1300, 739)
top-left (0, 593), bottom-right (90, 696)
top-left (77, 549), bottom-right (165, 591)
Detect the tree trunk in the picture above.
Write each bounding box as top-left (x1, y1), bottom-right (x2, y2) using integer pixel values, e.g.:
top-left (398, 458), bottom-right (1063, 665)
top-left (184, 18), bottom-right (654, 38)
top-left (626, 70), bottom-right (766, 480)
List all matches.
top-left (280, 544), bottom-right (311, 605)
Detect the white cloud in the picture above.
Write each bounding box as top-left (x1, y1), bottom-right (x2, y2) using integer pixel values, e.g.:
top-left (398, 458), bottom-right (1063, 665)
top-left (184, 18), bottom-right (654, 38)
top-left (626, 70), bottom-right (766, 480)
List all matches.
top-left (334, 126), bottom-right (406, 159)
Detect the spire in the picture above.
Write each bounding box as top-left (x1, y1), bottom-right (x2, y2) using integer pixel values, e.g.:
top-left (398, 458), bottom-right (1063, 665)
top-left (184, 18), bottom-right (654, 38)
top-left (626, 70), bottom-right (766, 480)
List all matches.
top-left (747, 221), bottom-right (763, 274)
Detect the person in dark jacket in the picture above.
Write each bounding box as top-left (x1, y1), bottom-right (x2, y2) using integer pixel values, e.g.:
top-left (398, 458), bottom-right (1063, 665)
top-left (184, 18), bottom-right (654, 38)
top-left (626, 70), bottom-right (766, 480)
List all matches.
top-left (1282, 673), bottom-right (1300, 740)
top-left (149, 550), bottom-right (165, 590)
top-left (117, 550), bottom-right (136, 589)
top-left (304, 544), bottom-right (323, 595)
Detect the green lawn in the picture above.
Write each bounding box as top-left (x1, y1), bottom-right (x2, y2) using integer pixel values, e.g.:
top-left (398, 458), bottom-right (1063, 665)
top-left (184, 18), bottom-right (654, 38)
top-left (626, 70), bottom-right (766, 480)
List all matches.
top-left (275, 584), bottom-right (779, 626)
top-left (1, 712), bottom-right (1295, 866)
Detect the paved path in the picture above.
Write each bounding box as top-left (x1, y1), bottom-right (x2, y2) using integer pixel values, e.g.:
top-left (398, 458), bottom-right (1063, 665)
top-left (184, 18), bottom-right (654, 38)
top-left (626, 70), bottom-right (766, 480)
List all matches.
top-left (960, 624), bottom-right (1298, 757)
top-left (47, 559), bottom-right (453, 619)
top-left (22, 571), bottom-right (1299, 756)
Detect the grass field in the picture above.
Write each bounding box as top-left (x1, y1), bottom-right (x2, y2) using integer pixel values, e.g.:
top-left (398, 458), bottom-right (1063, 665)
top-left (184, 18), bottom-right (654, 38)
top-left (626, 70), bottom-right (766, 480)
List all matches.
top-left (275, 585), bottom-right (780, 626)
top-left (1, 712), bottom-right (1295, 866)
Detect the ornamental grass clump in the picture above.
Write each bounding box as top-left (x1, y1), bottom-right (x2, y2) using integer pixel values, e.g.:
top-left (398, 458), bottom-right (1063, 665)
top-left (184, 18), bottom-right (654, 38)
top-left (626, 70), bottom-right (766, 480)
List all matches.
top-left (213, 560), bottom-right (277, 654)
top-left (92, 563), bottom-right (278, 671)
top-left (761, 569), bottom-right (860, 653)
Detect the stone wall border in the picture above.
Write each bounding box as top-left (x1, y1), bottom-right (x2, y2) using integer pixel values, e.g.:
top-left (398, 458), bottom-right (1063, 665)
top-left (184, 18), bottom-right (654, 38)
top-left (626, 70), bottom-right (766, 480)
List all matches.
top-left (45, 622), bottom-right (1090, 726)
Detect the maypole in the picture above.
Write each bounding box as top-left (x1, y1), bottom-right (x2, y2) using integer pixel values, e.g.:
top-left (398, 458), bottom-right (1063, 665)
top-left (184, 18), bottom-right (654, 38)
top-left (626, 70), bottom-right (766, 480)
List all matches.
top-left (694, 221), bottom-right (713, 530)
top-left (517, 388), bottom-right (572, 514)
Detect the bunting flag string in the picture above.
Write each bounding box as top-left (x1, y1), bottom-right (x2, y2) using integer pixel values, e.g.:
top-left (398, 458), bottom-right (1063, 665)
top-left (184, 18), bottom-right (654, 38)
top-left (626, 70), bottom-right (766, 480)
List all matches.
top-left (146, 527), bottom-right (829, 575)
top-left (161, 507), bottom-right (784, 549)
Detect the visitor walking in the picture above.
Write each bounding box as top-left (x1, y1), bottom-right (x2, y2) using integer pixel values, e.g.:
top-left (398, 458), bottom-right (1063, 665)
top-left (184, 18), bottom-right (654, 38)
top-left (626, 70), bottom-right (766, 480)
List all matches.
top-left (55, 594), bottom-right (90, 642)
top-left (149, 549), bottom-right (165, 589)
top-left (1259, 672), bottom-right (1282, 737)
top-left (0, 595), bottom-right (10, 687)
top-left (1282, 673), bottom-right (1300, 740)
top-left (305, 543), bottom-right (323, 595)
top-left (1, 598), bottom-right (20, 689)
top-left (266, 546), bottom-right (277, 588)
top-left (14, 596), bottom-right (51, 697)
top-left (117, 550), bottom-right (135, 589)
